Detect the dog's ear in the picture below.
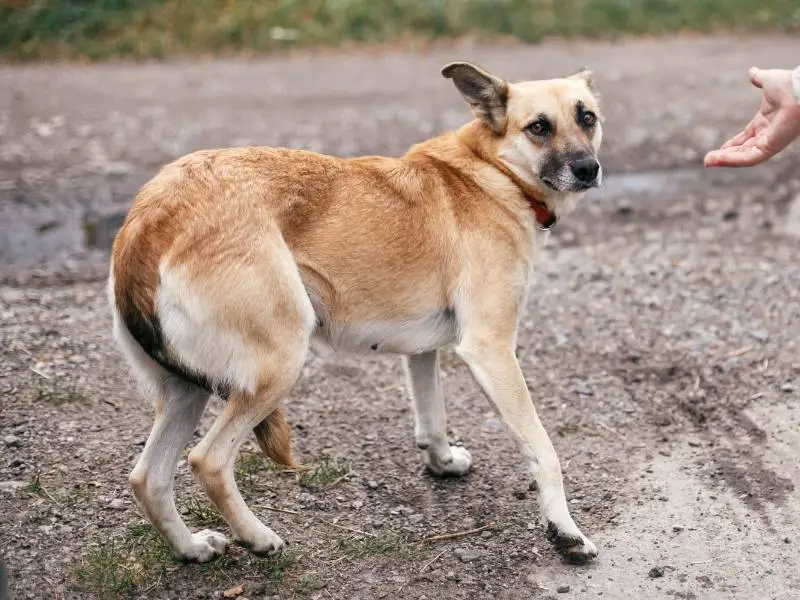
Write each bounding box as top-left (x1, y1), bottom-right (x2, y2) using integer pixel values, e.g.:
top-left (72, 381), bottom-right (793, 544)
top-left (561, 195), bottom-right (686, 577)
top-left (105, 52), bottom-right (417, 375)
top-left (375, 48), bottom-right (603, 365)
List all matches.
top-left (568, 66), bottom-right (598, 95)
top-left (441, 62), bottom-right (509, 134)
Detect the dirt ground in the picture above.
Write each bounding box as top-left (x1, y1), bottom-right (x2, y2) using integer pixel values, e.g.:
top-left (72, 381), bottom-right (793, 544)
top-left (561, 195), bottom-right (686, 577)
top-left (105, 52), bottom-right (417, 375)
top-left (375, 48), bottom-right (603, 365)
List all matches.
top-left (2, 35), bottom-right (800, 600)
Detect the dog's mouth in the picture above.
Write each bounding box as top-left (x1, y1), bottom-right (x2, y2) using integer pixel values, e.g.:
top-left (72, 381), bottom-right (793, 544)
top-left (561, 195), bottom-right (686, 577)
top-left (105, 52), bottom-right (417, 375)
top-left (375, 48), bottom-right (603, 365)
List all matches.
top-left (540, 176), bottom-right (599, 193)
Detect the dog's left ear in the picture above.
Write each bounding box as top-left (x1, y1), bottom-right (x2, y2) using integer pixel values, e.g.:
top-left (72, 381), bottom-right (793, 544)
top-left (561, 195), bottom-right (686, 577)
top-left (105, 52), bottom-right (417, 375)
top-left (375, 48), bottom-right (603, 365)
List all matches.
top-left (441, 62), bottom-right (509, 135)
top-left (568, 67), bottom-right (598, 95)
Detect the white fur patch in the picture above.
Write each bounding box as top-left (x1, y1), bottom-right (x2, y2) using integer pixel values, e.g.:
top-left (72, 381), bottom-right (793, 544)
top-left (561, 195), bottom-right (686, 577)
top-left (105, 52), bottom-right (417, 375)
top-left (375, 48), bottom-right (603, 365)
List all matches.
top-left (155, 264), bottom-right (262, 394)
top-left (108, 265), bottom-right (169, 398)
top-left (498, 134), bottom-right (542, 188)
top-left (313, 309), bottom-right (457, 356)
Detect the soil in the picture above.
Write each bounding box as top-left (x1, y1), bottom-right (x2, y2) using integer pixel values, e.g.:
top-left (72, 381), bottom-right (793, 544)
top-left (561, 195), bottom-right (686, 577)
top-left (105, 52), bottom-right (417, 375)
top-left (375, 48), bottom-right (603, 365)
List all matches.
top-left (2, 34), bottom-right (800, 600)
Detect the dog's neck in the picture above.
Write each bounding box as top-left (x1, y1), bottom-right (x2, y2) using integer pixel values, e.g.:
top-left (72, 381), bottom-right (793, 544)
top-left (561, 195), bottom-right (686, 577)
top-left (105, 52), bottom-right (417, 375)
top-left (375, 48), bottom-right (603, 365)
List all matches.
top-left (454, 121), bottom-right (558, 230)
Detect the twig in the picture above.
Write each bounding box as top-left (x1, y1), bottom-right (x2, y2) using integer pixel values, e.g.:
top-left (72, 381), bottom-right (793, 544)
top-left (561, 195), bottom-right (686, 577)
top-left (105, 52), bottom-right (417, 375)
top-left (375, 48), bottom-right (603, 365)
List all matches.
top-left (597, 421), bottom-right (625, 439)
top-left (39, 483), bottom-right (62, 507)
top-left (325, 471), bottom-right (355, 490)
top-left (259, 505), bottom-right (300, 516)
top-left (102, 398), bottom-right (119, 408)
top-left (749, 392), bottom-right (764, 401)
top-left (419, 549), bottom-right (448, 573)
top-left (726, 345), bottom-right (753, 358)
top-left (421, 524), bottom-right (492, 543)
top-left (29, 367), bottom-right (51, 380)
top-left (318, 518), bottom-right (376, 538)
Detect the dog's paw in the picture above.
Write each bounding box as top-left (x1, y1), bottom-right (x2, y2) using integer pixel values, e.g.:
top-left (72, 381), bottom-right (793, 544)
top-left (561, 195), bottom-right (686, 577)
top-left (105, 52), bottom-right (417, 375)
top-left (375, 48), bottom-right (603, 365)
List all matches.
top-left (546, 521), bottom-right (598, 564)
top-left (237, 526), bottom-right (286, 557)
top-left (426, 445), bottom-right (472, 477)
top-left (180, 529), bottom-right (229, 563)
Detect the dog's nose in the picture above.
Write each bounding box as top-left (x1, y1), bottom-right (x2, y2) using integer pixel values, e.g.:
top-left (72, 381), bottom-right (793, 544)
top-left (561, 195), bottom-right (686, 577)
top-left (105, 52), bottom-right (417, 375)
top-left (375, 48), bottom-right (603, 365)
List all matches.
top-left (570, 157), bottom-right (600, 184)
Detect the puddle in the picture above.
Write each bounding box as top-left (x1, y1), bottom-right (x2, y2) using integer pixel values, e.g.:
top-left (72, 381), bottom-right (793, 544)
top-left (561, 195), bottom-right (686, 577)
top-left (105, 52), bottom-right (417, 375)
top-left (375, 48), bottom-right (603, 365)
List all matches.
top-left (1, 167), bottom-right (710, 278)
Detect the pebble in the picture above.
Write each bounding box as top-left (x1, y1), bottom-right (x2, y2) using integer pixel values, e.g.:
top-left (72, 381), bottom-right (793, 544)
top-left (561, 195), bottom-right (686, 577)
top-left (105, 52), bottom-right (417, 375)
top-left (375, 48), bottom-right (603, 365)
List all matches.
top-left (3, 435), bottom-right (21, 447)
top-left (367, 480), bottom-right (378, 490)
top-left (648, 566), bottom-right (665, 578)
top-left (572, 383), bottom-right (593, 396)
top-left (780, 383), bottom-right (795, 393)
top-left (557, 585), bottom-right (571, 593)
top-left (454, 548), bottom-right (482, 563)
top-left (108, 498), bottom-right (125, 510)
top-left (747, 330), bottom-right (769, 342)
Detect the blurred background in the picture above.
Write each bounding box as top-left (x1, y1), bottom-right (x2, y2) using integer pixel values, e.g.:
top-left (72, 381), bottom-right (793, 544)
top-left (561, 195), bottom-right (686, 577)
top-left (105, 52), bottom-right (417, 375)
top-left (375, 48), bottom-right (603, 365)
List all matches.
top-left (1, 0), bottom-right (798, 62)
top-left (2, 3), bottom-right (800, 600)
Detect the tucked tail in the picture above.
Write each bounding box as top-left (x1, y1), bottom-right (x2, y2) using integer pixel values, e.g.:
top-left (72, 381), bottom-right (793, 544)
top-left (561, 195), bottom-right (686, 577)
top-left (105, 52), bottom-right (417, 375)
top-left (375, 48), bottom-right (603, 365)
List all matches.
top-left (253, 408), bottom-right (296, 468)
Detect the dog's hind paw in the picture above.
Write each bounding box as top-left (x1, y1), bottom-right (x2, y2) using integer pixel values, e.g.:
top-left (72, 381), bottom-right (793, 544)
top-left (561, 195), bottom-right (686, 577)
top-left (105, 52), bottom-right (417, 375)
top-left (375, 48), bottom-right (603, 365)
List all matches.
top-left (237, 526), bottom-right (286, 557)
top-left (180, 529), bottom-right (230, 563)
top-left (546, 521), bottom-right (598, 564)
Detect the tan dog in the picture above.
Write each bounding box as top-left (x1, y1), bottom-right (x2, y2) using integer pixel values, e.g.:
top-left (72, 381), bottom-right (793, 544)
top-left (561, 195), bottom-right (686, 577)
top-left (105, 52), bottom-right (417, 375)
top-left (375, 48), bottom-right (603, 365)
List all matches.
top-left (109, 62), bottom-right (604, 564)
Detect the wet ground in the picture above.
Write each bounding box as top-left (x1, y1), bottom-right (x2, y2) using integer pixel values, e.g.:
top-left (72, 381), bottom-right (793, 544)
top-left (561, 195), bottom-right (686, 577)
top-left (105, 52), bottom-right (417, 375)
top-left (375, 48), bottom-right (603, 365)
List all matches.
top-left (2, 34), bottom-right (800, 600)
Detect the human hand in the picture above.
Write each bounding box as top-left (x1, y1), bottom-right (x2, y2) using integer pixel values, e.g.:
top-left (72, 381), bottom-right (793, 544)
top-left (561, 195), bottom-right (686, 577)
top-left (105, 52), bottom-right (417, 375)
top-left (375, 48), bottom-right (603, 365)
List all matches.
top-left (704, 67), bottom-right (800, 168)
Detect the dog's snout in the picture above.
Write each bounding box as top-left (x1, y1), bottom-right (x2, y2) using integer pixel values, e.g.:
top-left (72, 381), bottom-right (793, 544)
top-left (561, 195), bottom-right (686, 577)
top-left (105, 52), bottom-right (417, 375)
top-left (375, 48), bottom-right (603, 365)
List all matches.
top-left (570, 157), bottom-right (600, 184)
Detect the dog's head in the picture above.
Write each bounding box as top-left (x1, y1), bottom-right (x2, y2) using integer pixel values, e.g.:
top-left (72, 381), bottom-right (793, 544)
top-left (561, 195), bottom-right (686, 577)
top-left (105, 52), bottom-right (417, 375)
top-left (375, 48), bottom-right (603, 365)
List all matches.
top-left (442, 62), bottom-right (603, 198)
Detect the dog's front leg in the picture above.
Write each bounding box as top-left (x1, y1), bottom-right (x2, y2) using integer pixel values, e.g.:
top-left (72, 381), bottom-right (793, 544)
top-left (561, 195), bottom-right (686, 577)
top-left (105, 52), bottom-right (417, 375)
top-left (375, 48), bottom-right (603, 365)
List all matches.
top-left (456, 338), bottom-right (597, 563)
top-left (405, 351), bottom-right (472, 476)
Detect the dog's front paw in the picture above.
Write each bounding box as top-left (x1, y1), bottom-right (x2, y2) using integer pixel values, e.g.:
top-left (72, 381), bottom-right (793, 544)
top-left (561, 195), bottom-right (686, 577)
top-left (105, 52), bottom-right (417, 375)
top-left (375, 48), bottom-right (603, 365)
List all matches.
top-left (426, 445), bottom-right (472, 477)
top-left (179, 529), bottom-right (229, 563)
top-left (546, 521), bottom-right (598, 564)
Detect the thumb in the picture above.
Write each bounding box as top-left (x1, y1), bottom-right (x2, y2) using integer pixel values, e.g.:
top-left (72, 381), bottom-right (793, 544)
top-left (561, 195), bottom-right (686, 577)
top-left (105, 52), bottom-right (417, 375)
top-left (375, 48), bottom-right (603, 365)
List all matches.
top-left (749, 66), bottom-right (764, 89)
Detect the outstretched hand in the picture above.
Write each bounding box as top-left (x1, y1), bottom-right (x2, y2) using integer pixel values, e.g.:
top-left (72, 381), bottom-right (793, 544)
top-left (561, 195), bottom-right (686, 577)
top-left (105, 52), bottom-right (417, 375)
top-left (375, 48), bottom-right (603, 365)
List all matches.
top-left (704, 67), bottom-right (800, 168)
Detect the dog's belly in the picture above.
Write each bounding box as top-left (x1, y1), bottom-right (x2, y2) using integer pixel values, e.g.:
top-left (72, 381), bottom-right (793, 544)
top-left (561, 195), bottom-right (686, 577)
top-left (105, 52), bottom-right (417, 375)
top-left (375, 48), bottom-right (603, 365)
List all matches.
top-left (312, 309), bottom-right (457, 356)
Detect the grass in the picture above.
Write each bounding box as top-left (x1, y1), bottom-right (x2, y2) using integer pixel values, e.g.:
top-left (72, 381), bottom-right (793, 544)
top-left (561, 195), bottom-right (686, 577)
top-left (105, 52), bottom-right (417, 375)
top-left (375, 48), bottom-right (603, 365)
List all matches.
top-left (296, 456), bottom-right (352, 489)
top-left (2, 0), bottom-right (798, 63)
top-left (33, 379), bottom-right (89, 405)
top-left (183, 497), bottom-right (225, 528)
top-left (75, 521), bottom-right (304, 596)
top-left (25, 471), bottom-right (43, 495)
top-left (336, 531), bottom-right (411, 560)
top-left (74, 523), bottom-right (174, 595)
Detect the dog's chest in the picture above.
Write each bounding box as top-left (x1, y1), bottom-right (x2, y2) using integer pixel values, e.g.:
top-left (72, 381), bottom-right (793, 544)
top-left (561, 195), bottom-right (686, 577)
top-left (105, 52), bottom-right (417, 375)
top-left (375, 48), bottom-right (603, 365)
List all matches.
top-left (311, 309), bottom-right (457, 356)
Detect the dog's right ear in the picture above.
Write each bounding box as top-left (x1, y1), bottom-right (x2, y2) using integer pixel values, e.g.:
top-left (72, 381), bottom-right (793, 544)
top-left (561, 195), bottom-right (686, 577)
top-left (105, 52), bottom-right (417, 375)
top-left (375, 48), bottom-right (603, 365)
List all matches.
top-left (441, 62), bottom-right (509, 135)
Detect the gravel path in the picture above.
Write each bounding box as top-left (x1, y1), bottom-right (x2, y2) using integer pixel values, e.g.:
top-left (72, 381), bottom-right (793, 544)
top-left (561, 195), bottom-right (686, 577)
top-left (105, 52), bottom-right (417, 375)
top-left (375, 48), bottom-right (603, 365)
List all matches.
top-left (1, 34), bottom-right (800, 600)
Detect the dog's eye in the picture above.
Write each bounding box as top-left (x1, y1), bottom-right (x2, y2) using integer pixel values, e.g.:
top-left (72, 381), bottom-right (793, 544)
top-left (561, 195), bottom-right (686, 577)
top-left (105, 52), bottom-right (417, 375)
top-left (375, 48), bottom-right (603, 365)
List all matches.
top-left (528, 121), bottom-right (550, 136)
top-left (581, 111), bottom-right (597, 127)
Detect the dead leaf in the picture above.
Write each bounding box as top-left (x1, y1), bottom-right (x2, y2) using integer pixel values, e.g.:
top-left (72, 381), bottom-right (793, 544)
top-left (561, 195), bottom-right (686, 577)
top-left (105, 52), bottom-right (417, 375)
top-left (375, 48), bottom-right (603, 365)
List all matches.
top-left (223, 584), bottom-right (244, 598)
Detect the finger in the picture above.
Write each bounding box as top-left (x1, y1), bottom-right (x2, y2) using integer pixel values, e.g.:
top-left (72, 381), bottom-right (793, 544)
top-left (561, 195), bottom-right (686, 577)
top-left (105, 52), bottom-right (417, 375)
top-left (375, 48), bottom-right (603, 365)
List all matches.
top-left (704, 145), bottom-right (767, 168)
top-left (720, 129), bottom-right (750, 149)
top-left (749, 66), bottom-right (763, 89)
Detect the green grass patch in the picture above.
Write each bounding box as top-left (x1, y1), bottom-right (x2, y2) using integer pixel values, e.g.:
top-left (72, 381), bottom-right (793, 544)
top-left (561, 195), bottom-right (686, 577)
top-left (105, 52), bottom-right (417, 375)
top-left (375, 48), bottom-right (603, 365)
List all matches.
top-left (74, 522), bottom-right (174, 595)
top-left (296, 456), bottom-right (352, 489)
top-left (183, 497), bottom-right (225, 528)
top-left (336, 531), bottom-right (411, 560)
top-left (2, 0), bottom-right (798, 62)
top-left (74, 521), bottom-right (304, 595)
top-left (33, 379), bottom-right (89, 404)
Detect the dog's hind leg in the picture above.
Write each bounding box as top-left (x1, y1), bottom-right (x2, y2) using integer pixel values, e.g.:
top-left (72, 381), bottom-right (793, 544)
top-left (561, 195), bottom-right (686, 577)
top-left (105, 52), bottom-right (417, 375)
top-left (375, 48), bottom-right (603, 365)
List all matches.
top-left (405, 351), bottom-right (472, 476)
top-left (188, 354), bottom-right (307, 555)
top-left (169, 228), bottom-right (315, 556)
top-left (129, 378), bottom-right (228, 562)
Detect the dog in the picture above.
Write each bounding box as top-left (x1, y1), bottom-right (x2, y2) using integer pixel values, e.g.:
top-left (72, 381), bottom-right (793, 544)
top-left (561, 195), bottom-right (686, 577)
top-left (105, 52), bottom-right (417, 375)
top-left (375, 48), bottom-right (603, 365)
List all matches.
top-left (108, 61), bottom-right (604, 564)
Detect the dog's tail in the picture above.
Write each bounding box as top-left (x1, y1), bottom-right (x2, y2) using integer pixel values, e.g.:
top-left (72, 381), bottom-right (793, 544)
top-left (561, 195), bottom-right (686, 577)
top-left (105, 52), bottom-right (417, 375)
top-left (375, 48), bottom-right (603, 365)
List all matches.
top-left (253, 408), bottom-right (296, 468)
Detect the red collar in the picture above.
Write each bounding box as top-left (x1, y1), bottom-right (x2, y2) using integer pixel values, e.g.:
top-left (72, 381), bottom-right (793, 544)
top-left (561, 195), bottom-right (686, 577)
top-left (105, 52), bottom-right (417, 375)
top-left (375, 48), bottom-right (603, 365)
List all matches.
top-left (526, 193), bottom-right (558, 231)
top-left (492, 161), bottom-right (558, 230)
